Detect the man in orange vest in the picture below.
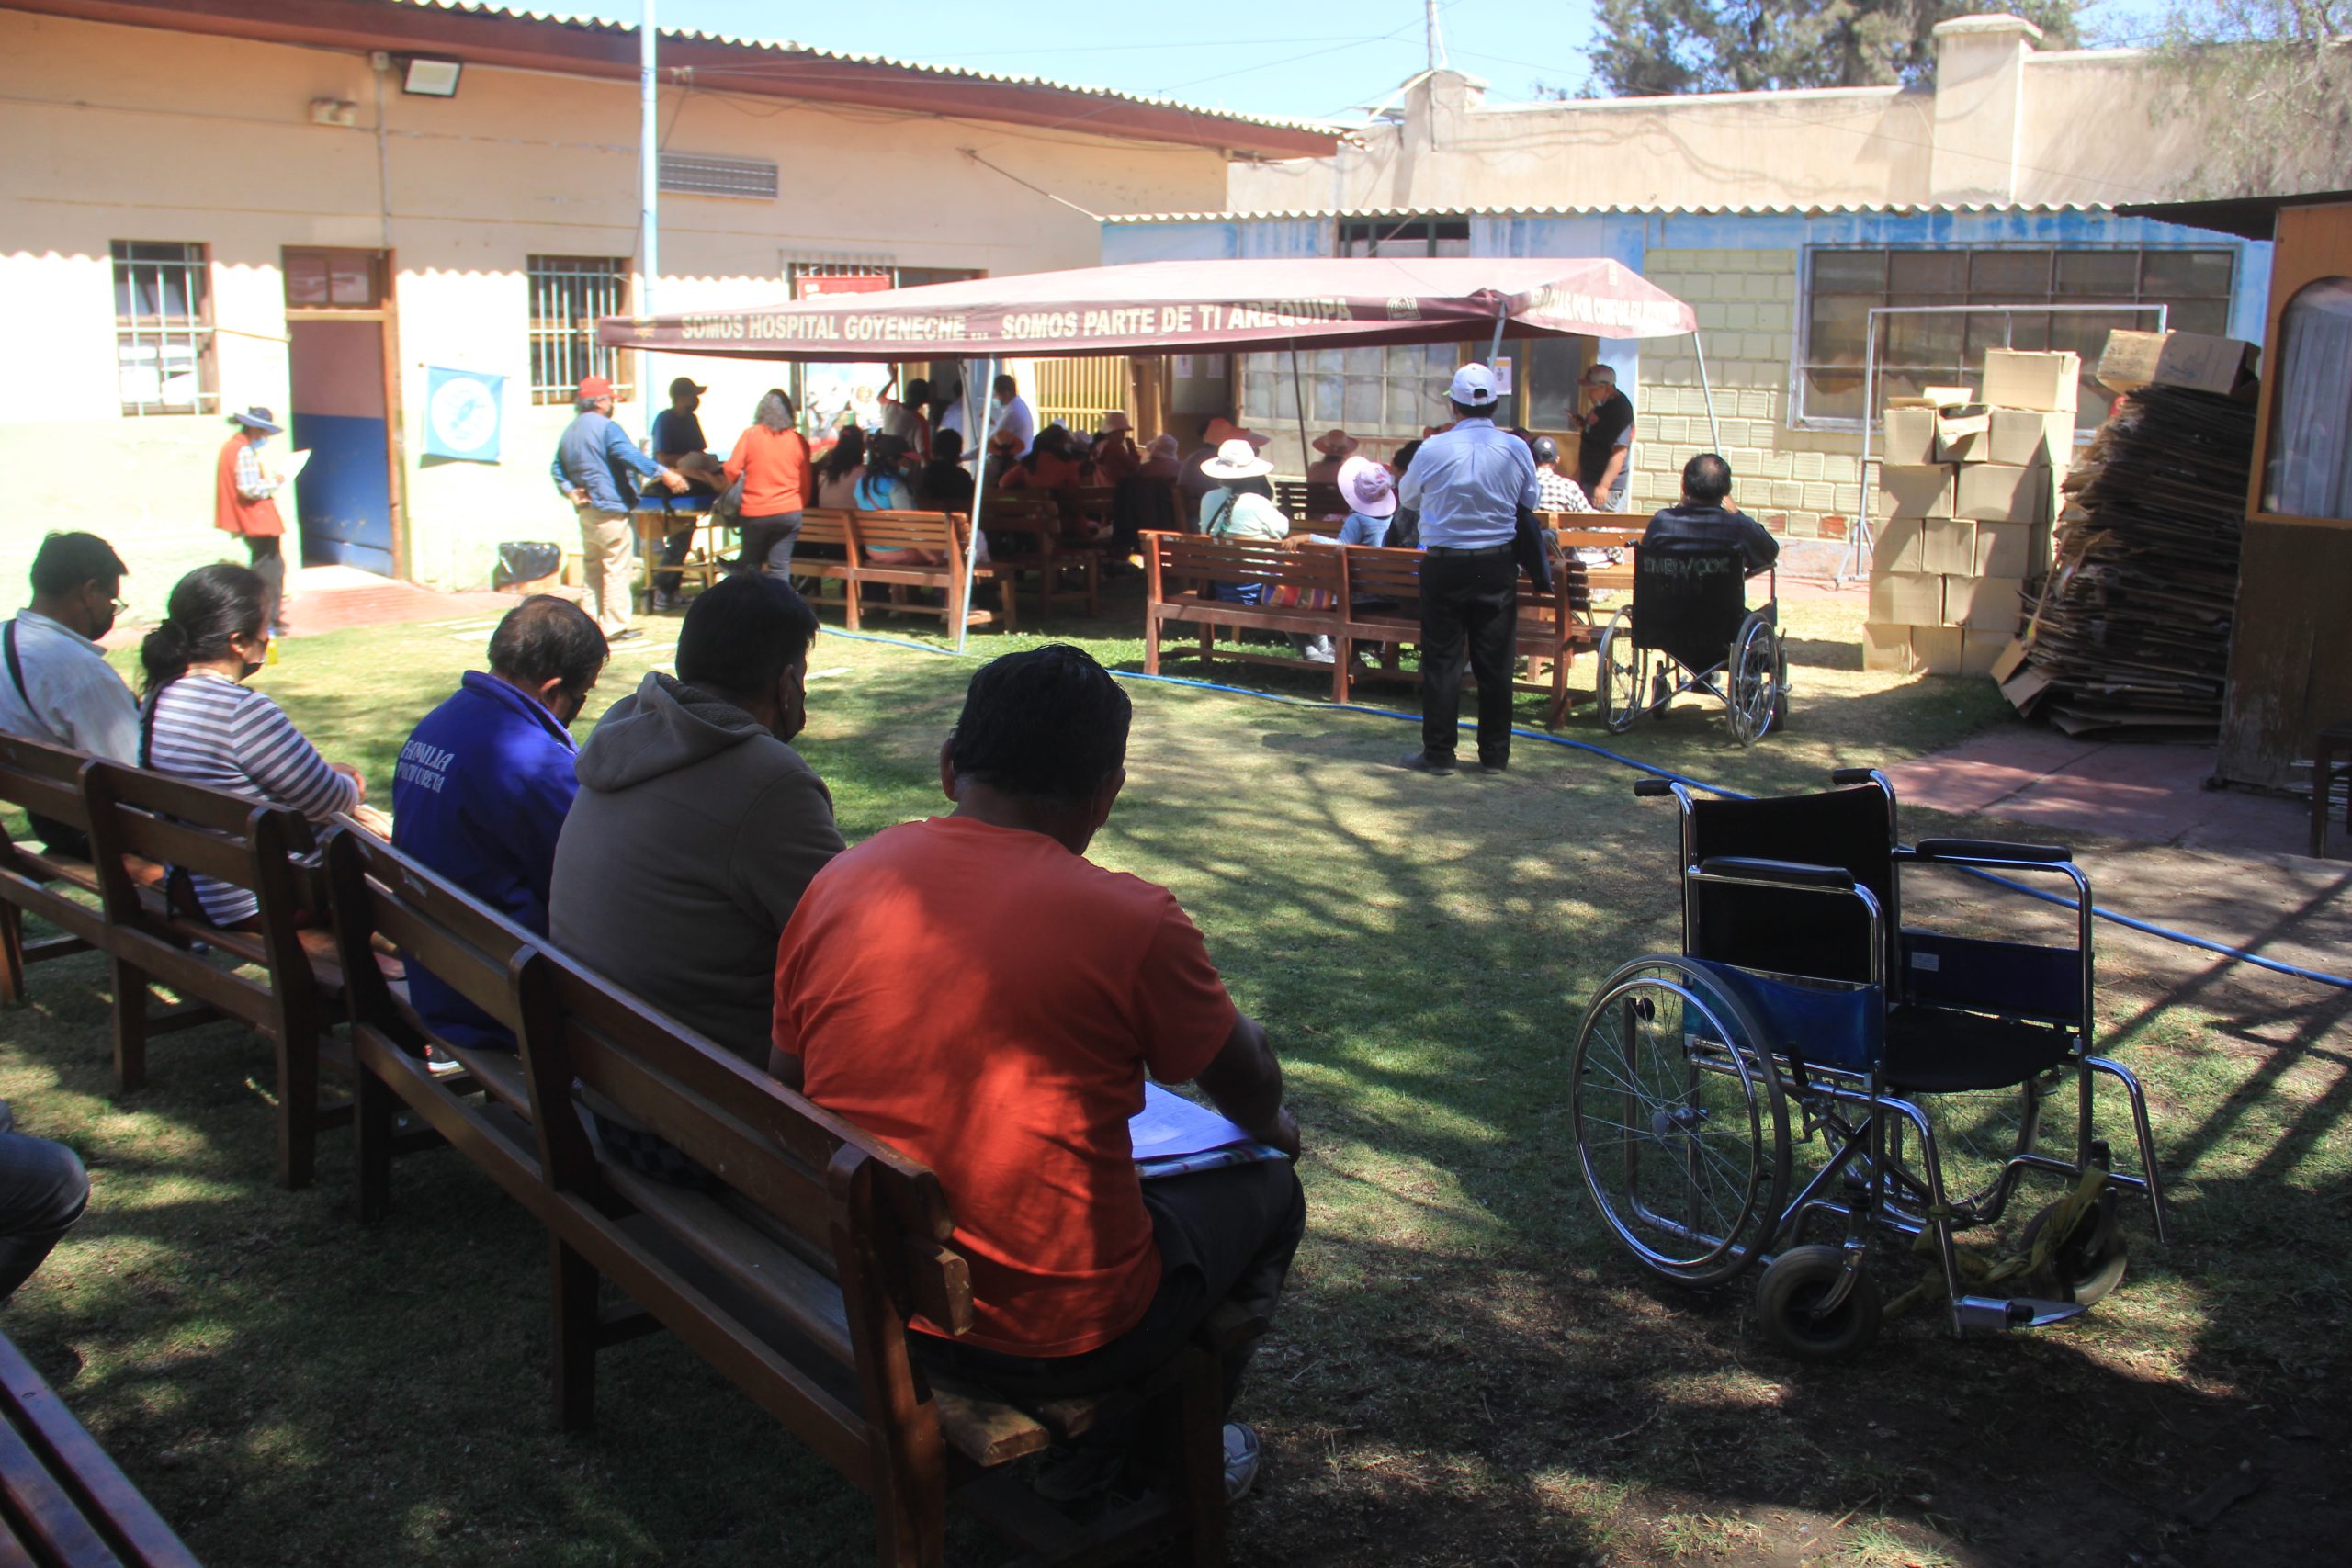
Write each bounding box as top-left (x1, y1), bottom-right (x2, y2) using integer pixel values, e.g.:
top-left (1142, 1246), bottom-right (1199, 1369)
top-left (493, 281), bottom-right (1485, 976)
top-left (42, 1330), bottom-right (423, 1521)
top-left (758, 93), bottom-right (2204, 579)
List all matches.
top-left (214, 406), bottom-right (290, 637)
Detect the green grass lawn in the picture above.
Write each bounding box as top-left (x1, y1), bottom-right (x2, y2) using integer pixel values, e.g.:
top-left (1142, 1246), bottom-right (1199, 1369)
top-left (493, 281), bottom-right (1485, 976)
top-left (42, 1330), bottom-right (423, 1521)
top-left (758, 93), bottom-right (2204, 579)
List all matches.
top-left (0, 583), bottom-right (2344, 1566)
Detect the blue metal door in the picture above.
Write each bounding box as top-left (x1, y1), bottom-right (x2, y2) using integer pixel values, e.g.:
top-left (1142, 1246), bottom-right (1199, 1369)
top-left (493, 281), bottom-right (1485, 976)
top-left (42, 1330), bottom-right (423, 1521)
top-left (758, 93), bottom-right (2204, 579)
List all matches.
top-left (288, 317), bottom-right (395, 575)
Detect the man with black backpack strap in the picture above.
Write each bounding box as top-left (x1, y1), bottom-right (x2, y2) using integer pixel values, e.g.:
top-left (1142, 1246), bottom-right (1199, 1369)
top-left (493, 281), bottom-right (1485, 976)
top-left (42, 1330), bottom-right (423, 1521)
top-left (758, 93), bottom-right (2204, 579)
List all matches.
top-left (0, 533), bottom-right (138, 854)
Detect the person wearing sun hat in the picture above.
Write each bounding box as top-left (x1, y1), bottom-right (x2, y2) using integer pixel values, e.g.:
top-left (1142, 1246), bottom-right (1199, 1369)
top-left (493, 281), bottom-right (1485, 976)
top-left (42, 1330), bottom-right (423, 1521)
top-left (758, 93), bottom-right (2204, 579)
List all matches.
top-left (1180, 417), bottom-right (1268, 513)
top-left (214, 406), bottom-right (292, 637)
top-left (1304, 429), bottom-right (1357, 487)
top-left (1395, 363), bottom-right (1540, 776)
top-left (1332, 455), bottom-right (1398, 547)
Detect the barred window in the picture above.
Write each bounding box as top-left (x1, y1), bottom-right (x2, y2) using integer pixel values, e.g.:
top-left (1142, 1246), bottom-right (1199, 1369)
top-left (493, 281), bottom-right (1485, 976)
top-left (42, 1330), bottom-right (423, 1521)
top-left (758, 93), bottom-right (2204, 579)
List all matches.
top-left (1337, 216), bottom-right (1471, 258)
top-left (526, 255), bottom-right (631, 406)
top-left (112, 241), bottom-right (216, 416)
top-left (1800, 245), bottom-right (2236, 430)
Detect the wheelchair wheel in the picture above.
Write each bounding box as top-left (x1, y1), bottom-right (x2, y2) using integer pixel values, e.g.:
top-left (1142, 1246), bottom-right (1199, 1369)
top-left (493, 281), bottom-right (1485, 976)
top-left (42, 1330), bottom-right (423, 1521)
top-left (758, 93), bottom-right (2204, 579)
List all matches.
top-left (1569, 956), bottom-right (1791, 1285)
top-left (1595, 607), bottom-right (1645, 734)
top-left (2021, 1192), bottom-right (2129, 1305)
top-left (1755, 1244), bottom-right (1883, 1361)
top-left (1725, 614), bottom-right (1781, 747)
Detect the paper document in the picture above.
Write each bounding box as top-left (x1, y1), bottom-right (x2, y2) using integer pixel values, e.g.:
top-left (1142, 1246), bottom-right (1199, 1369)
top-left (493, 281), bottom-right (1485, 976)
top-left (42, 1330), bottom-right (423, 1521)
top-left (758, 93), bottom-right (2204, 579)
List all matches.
top-left (1128, 1083), bottom-right (1256, 1163)
top-left (275, 447), bottom-right (313, 485)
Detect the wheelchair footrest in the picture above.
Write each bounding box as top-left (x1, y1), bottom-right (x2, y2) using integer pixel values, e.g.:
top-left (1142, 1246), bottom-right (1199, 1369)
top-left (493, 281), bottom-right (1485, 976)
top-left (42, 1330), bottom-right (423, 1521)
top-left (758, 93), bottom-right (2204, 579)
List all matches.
top-left (1952, 1294), bottom-right (2087, 1335)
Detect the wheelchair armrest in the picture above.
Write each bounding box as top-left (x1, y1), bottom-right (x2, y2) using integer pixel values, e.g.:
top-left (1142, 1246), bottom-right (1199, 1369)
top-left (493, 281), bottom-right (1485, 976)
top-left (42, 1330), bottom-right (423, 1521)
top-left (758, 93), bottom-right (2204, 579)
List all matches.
top-left (1697, 855), bottom-right (1855, 890)
top-left (1634, 777), bottom-right (1674, 797)
top-left (1911, 838), bottom-right (2072, 865)
top-left (1829, 767), bottom-right (1878, 786)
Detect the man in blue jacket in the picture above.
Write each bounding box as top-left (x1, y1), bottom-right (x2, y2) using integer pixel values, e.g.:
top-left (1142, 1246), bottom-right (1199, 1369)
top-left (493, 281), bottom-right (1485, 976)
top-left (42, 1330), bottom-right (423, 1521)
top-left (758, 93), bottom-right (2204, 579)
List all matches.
top-left (392, 595), bottom-right (608, 1049)
top-left (552, 373), bottom-right (687, 644)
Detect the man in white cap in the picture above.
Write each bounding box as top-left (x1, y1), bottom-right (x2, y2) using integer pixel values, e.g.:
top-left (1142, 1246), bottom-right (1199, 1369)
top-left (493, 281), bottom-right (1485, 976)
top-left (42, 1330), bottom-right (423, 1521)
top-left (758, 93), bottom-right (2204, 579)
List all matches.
top-left (1395, 364), bottom-right (1539, 775)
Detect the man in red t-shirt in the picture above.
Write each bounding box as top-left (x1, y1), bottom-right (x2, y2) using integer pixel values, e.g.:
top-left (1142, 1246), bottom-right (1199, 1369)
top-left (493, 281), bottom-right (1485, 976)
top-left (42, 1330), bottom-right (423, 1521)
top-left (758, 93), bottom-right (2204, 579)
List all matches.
top-left (770, 644), bottom-right (1302, 1500)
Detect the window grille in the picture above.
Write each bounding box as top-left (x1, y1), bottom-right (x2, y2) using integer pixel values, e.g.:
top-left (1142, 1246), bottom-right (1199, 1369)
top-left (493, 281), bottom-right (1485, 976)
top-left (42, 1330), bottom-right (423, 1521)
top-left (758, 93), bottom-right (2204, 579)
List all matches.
top-left (527, 254), bottom-right (632, 405)
top-left (112, 241), bottom-right (216, 416)
top-left (658, 152), bottom-right (778, 200)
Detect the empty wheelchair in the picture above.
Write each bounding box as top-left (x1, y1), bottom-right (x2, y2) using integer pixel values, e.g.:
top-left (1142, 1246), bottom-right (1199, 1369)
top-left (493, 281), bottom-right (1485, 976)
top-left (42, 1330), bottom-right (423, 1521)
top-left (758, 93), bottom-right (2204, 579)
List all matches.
top-left (1595, 545), bottom-right (1786, 744)
top-left (1566, 769), bottom-right (2166, 1359)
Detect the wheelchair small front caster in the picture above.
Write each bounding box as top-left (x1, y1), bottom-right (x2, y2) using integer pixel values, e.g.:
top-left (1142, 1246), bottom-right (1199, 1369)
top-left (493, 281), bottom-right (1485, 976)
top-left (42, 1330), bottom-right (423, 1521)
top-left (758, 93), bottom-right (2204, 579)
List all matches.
top-left (2021, 1192), bottom-right (2129, 1305)
top-left (1755, 1245), bottom-right (1883, 1361)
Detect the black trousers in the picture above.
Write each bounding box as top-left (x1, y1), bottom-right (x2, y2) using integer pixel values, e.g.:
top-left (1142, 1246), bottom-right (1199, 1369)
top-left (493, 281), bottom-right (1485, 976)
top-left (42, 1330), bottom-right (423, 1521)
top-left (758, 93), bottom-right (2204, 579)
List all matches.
top-left (915, 1157), bottom-right (1305, 1417)
top-left (730, 511), bottom-right (804, 576)
top-left (245, 536), bottom-right (286, 633)
top-left (1418, 547), bottom-right (1520, 766)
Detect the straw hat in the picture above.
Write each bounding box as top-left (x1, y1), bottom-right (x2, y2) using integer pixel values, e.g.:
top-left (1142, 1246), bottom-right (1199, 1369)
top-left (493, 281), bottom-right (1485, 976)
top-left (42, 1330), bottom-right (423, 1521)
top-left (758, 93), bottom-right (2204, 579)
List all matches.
top-left (1311, 429), bottom-right (1357, 457)
top-left (1202, 417), bottom-right (1271, 451)
top-left (1200, 438), bottom-right (1273, 479)
top-left (1101, 411), bottom-right (1133, 434)
top-left (1338, 455), bottom-right (1396, 518)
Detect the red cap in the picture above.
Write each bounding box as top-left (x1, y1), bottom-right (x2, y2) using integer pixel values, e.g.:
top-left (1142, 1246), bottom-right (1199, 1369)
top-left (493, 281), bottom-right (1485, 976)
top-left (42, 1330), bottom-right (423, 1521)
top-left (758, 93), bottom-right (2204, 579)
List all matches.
top-left (577, 375), bottom-right (614, 400)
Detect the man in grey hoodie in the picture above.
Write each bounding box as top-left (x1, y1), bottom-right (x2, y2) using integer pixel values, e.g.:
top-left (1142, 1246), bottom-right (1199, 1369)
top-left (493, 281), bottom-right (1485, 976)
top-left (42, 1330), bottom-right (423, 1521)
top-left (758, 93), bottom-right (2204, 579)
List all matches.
top-left (550, 572), bottom-right (843, 1073)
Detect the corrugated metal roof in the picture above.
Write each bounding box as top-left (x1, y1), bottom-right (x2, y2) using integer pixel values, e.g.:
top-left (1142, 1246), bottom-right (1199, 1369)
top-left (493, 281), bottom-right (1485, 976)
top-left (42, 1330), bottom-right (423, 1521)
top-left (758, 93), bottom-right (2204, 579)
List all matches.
top-left (388, 0), bottom-right (1345, 137)
top-left (1104, 201), bottom-right (2120, 224)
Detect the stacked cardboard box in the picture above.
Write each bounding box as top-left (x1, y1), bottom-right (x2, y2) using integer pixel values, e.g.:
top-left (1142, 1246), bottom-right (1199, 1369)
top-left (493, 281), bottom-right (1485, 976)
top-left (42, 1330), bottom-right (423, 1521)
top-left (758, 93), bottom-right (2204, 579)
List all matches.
top-left (1865, 349), bottom-right (2076, 675)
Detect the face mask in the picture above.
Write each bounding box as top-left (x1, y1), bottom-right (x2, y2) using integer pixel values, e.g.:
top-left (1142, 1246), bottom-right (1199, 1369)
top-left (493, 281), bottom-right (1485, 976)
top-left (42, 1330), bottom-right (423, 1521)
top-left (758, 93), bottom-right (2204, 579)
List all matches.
top-left (250, 434), bottom-right (268, 449)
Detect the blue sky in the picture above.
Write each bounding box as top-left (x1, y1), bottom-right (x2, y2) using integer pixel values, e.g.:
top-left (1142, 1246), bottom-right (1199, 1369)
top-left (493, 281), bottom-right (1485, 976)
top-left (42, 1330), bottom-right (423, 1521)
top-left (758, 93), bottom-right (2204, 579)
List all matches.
top-left (556, 0), bottom-right (2179, 122)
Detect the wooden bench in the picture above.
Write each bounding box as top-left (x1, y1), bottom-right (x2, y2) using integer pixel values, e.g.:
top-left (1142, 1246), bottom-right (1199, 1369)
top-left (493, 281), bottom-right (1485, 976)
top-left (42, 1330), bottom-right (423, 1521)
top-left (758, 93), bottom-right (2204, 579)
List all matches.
top-left (0, 1331), bottom-right (201, 1566)
top-left (981, 492), bottom-right (1103, 619)
top-left (1143, 533), bottom-right (1350, 700)
top-left (1272, 480), bottom-right (1344, 523)
top-left (794, 509), bottom-right (1017, 635)
top-left (1333, 547), bottom-right (1598, 728)
top-left (322, 825), bottom-right (545, 1226)
top-left (521, 941), bottom-right (1244, 1566)
top-left (325, 827), bottom-right (1248, 1564)
top-left (1547, 522), bottom-right (1643, 596)
top-left (81, 761), bottom-right (352, 1190)
top-left (0, 736), bottom-right (119, 1003)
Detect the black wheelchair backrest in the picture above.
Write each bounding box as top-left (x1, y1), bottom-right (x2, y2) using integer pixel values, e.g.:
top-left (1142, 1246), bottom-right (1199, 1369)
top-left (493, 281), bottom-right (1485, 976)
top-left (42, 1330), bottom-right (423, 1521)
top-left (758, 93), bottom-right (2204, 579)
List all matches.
top-left (1686, 785), bottom-right (1895, 986)
top-left (1634, 546), bottom-right (1750, 672)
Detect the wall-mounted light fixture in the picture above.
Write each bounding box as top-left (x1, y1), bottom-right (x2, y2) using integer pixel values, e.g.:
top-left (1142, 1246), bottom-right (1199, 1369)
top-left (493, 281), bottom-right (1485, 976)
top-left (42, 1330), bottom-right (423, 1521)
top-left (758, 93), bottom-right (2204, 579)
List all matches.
top-left (401, 57), bottom-right (463, 97)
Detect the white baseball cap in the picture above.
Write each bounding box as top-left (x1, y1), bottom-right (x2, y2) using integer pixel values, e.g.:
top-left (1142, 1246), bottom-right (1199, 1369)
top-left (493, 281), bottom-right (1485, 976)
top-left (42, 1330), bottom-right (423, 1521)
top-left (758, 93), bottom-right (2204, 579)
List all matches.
top-left (1448, 364), bottom-right (1498, 407)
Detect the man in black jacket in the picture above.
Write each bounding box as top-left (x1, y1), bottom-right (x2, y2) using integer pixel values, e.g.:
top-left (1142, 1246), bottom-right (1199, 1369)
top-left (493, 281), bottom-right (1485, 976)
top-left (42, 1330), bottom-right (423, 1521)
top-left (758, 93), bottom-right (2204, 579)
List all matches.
top-left (1641, 453), bottom-right (1780, 578)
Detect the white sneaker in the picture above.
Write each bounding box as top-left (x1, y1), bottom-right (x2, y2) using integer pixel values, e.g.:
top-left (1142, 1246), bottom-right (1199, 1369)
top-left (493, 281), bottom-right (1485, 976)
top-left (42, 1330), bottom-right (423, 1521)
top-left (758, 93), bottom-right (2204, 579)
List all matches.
top-left (424, 1046), bottom-right (464, 1077)
top-left (1222, 1422), bottom-right (1261, 1503)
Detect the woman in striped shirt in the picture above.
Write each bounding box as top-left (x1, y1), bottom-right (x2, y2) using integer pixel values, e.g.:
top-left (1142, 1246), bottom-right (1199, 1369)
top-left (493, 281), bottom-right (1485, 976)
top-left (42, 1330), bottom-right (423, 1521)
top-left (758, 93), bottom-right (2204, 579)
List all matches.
top-left (139, 563), bottom-right (368, 929)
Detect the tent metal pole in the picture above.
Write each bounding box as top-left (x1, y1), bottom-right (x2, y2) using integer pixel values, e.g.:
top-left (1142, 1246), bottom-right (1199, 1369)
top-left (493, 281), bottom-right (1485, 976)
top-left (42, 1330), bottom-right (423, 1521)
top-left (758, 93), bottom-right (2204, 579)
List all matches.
top-left (1692, 331), bottom-right (1722, 452)
top-left (1287, 341), bottom-right (1309, 481)
top-left (956, 354), bottom-right (999, 656)
top-left (1486, 303), bottom-right (1507, 367)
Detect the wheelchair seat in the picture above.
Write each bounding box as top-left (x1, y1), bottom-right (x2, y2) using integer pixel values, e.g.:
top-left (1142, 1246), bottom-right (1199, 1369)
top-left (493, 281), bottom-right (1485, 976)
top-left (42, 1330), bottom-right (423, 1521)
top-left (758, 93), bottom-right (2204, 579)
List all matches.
top-left (1881, 1006), bottom-right (2078, 1095)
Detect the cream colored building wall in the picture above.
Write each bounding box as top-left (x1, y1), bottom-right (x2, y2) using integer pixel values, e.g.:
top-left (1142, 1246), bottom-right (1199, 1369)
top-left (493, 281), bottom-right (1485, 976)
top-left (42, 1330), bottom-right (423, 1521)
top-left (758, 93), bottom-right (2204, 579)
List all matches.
top-left (1235, 78), bottom-right (1936, 213)
top-left (1631, 249), bottom-right (1864, 543)
top-left (0, 9), bottom-right (1231, 608)
top-left (1233, 42), bottom-right (2219, 217)
top-left (2014, 51), bottom-right (2220, 207)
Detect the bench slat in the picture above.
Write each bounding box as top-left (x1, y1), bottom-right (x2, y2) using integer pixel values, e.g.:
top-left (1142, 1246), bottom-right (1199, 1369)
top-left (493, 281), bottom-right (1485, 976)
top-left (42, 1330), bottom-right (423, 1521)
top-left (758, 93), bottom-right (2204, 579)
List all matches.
top-left (0, 1338), bottom-right (199, 1568)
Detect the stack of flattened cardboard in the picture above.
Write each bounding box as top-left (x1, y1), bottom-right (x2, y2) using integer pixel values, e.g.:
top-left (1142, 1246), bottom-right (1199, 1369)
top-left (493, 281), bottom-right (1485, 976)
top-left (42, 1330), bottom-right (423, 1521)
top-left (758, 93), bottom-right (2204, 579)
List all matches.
top-left (1996, 383), bottom-right (2256, 736)
top-left (1865, 349), bottom-right (2075, 676)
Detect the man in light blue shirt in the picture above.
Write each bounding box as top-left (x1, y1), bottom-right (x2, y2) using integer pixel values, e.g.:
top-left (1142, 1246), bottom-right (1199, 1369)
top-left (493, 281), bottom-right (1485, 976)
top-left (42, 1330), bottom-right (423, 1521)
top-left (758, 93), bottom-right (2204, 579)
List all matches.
top-left (551, 373), bottom-right (686, 645)
top-left (1395, 365), bottom-right (1540, 775)
top-left (0, 533), bottom-right (139, 855)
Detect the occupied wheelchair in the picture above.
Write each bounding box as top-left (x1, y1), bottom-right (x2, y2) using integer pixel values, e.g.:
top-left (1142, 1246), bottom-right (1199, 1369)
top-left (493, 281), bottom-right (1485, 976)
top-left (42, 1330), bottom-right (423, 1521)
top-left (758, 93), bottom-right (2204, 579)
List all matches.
top-left (1595, 545), bottom-right (1786, 744)
top-left (1566, 770), bottom-right (2166, 1359)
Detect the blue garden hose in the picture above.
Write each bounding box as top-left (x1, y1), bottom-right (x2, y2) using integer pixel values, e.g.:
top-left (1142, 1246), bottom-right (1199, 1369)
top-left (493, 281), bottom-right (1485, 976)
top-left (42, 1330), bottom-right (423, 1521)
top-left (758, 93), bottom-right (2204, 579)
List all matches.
top-left (820, 626), bottom-right (2352, 991)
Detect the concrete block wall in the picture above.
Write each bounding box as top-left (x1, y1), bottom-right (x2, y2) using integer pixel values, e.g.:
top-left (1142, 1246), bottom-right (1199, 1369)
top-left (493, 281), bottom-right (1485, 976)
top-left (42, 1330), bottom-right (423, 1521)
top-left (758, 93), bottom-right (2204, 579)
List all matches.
top-left (1634, 249), bottom-right (1865, 544)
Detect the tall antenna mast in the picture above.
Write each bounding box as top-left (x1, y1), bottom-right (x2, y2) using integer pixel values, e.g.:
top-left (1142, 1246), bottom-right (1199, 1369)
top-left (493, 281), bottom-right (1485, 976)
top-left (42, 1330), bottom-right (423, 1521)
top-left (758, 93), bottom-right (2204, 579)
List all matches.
top-left (1425, 0), bottom-right (1449, 72)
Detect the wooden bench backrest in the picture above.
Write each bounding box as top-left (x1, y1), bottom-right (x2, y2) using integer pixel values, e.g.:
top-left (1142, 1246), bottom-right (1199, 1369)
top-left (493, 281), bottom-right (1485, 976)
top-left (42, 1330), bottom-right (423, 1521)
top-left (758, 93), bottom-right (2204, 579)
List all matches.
top-left (980, 493), bottom-right (1060, 527)
top-left (322, 825), bottom-right (533, 1047)
top-left (0, 734), bottom-right (95, 836)
top-left (1148, 532), bottom-right (1344, 594)
top-left (520, 943), bottom-right (971, 1335)
top-left (852, 510), bottom-right (965, 555)
top-left (80, 759), bottom-right (318, 1028)
top-left (1343, 545), bottom-right (1423, 605)
top-left (796, 509), bottom-right (854, 548)
top-left (1275, 479), bottom-right (1345, 520)
top-left (0, 1332), bottom-right (202, 1568)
